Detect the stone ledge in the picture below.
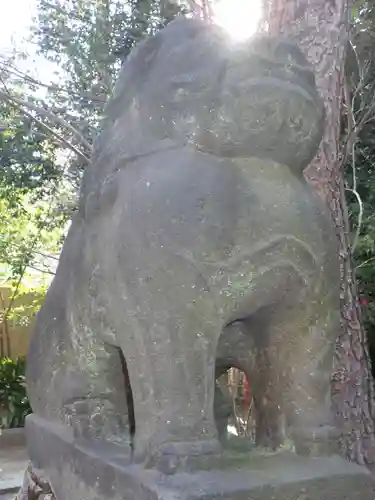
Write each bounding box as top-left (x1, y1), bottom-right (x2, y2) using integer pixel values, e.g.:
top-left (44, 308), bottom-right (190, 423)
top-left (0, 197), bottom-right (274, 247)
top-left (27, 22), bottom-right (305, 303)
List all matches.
top-left (26, 414), bottom-right (375, 500)
top-left (0, 428), bottom-right (25, 449)
top-left (0, 445), bottom-right (28, 495)
top-left (0, 484), bottom-right (21, 496)
top-left (0, 493), bottom-right (19, 500)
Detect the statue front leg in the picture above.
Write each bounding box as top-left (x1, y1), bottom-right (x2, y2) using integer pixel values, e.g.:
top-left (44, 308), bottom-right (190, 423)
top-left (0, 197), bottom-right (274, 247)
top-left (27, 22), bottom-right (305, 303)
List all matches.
top-left (122, 310), bottom-right (222, 474)
top-left (62, 342), bottom-right (131, 447)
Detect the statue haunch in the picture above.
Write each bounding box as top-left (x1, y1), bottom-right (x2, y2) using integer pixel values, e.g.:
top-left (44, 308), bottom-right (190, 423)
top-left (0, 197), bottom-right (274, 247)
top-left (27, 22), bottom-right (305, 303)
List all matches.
top-left (27, 18), bottom-right (340, 473)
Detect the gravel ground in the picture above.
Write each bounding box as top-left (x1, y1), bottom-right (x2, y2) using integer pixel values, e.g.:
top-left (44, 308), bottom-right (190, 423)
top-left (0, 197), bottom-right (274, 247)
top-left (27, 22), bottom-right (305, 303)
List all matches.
top-left (0, 446), bottom-right (27, 500)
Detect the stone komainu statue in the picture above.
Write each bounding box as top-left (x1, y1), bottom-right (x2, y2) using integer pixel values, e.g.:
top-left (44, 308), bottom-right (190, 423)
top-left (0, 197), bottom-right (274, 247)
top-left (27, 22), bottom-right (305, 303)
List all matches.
top-left (26, 18), bottom-right (340, 472)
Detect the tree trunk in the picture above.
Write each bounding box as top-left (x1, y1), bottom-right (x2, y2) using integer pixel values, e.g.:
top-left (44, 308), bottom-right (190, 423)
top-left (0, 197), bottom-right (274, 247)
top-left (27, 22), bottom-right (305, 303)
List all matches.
top-left (94, 0), bottom-right (112, 101)
top-left (186, 0), bottom-right (214, 20)
top-left (264, 0), bottom-right (375, 466)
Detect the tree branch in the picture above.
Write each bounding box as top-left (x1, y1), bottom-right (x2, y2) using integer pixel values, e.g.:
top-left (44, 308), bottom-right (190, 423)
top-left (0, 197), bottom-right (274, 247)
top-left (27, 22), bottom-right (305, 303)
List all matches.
top-left (346, 187), bottom-right (363, 254)
top-left (0, 90), bottom-right (90, 163)
top-left (0, 88), bottom-right (92, 152)
top-left (26, 264), bottom-right (56, 276)
top-left (0, 59), bottom-right (106, 104)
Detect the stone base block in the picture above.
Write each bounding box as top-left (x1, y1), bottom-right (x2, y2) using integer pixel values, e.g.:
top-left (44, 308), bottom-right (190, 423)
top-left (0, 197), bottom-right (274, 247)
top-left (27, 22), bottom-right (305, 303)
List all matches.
top-left (26, 414), bottom-right (375, 500)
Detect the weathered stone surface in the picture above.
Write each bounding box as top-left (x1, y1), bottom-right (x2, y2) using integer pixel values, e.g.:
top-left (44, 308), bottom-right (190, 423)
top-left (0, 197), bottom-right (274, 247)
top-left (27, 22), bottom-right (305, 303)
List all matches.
top-left (26, 414), bottom-right (375, 500)
top-left (25, 14), bottom-right (349, 494)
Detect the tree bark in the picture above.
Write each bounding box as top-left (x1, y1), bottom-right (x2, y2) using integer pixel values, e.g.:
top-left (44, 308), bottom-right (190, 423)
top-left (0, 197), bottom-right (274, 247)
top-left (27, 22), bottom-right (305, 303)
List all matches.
top-left (264, 0), bottom-right (375, 466)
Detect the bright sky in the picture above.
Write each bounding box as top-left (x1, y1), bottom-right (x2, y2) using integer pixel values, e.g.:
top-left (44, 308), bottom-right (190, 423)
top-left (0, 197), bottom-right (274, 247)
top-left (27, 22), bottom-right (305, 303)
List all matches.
top-left (0, 0), bottom-right (59, 85)
top-left (0, 0), bottom-right (37, 52)
top-left (0, 0), bottom-right (263, 54)
top-left (214, 0), bottom-right (263, 40)
top-left (0, 0), bottom-right (263, 100)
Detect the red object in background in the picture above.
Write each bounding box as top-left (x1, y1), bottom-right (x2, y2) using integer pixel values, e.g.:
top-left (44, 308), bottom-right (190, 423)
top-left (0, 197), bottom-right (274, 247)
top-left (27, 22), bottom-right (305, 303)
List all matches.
top-left (360, 297), bottom-right (370, 306)
top-left (244, 375), bottom-right (251, 407)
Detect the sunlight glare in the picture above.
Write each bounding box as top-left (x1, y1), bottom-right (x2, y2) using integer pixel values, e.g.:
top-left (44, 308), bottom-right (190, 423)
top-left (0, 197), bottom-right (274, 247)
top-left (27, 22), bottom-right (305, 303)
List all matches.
top-left (212, 0), bottom-right (263, 41)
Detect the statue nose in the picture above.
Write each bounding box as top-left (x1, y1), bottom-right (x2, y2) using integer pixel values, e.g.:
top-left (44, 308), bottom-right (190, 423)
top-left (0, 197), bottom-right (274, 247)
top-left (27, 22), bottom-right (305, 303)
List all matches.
top-left (244, 34), bottom-right (306, 66)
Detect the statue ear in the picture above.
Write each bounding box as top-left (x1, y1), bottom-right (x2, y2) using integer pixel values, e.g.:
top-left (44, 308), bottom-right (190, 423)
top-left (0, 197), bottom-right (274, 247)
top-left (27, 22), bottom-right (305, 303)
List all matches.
top-left (120, 17), bottom-right (206, 78)
top-left (160, 16), bottom-right (211, 40)
top-left (103, 18), bottom-right (207, 121)
top-left (116, 33), bottom-right (161, 92)
top-left (100, 32), bottom-right (161, 131)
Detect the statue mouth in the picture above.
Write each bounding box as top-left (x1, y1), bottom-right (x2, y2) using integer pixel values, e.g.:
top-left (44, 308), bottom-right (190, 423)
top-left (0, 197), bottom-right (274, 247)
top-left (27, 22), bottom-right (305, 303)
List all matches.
top-left (242, 75), bottom-right (318, 105)
top-left (196, 70), bottom-right (324, 164)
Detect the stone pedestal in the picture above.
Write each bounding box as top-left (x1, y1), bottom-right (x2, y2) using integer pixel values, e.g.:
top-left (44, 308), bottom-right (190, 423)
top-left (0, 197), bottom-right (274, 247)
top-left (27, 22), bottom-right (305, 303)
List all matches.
top-left (26, 414), bottom-right (374, 500)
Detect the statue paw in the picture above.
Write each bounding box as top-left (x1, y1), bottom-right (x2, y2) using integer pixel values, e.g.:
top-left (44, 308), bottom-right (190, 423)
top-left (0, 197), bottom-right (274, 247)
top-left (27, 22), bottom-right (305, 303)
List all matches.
top-left (224, 435), bottom-right (254, 453)
top-left (292, 425), bottom-right (340, 456)
top-left (64, 398), bottom-right (130, 445)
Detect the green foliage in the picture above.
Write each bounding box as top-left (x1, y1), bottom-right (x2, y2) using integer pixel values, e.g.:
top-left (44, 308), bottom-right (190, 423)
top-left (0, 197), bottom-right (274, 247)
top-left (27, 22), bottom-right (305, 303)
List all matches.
top-left (0, 70), bottom-right (69, 282)
top-left (0, 357), bottom-right (31, 429)
top-left (0, 1), bottom-right (189, 336)
top-left (0, 195), bottom-right (66, 280)
top-left (32, 0), bottom-right (189, 184)
top-left (5, 282), bottom-right (48, 327)
top-left (0, 82), bottom-right (67, 334)
top-left (344, 1), bottom-right (375, 373)
top-left (0, 97), bottom-right (60, 205)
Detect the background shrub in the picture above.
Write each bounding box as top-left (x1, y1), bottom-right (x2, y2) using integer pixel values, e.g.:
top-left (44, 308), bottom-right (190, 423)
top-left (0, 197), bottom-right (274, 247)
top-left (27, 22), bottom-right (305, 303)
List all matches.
top-left (0, 357), bottom-right (31, 428)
